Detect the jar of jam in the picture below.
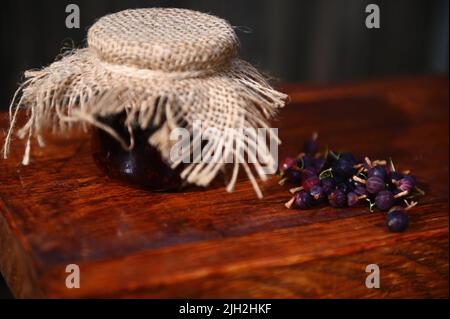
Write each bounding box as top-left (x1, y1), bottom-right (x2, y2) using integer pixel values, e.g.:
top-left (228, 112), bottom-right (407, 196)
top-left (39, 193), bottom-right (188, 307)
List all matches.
top-left (4, 8), bottom-right (287, 199)
top-left (91, 112), bottom-right (184, 191)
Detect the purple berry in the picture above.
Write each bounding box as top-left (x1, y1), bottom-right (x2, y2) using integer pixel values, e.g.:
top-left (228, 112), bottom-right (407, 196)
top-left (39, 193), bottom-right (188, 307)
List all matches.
top-left (375, 190), bottom-right (395, 211)
top-left (303, 134), bottom-right (319, 155)
top-left (302, 154), bottom-right (316, 168)
top-left (333, 176), bottom-right (345, 184)
top-left (349, 177), bottom-right (363, 189)
top-left (386, 210), bottom-right (409, 232)
top-left (301, 167), bottom-right (318, 181)
top-left (332, 159), bottom-right (356, 178)
top-left (336, 182), bottom-right (351, 194)
top-left (280, 157), bottom-right (297, 173)
top-left (366, 176), bottom-right (385, 194)
top-left (354, 185), bottom-right (368, 196)
top-left (286, 168), bottom-right (302, 183)
top-left (398, 176), bottom-right (415, 193)
top-left (340, 152), bottom-right (357, 165)
top-left (368, 165), bottom-right (388, 181)
top-left (346, 178), bottom-right (357, 191)
top-left (302, 175), bottom-right (320, 191)
top-left (347, 192), bottom-right (360, 207)
top-left (293, 191), bottom-right (313, 209)
top-left (314, 156), bottom-right (327, 172)
top-left (309, 185), bottom-right (326, 204)
top-left (328, 189), bottom-right (347, 208)
top-left (321, 177), bottom-right (335, 194)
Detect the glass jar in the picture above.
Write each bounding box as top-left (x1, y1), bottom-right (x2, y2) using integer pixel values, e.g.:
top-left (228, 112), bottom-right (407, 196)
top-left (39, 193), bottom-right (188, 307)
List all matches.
top-left (91, 112), bottom-right (184, 191)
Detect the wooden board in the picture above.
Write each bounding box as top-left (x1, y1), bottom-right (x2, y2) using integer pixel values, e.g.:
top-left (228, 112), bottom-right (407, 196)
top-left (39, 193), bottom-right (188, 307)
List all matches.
top-left (0, 75), bottom-right (448, 298)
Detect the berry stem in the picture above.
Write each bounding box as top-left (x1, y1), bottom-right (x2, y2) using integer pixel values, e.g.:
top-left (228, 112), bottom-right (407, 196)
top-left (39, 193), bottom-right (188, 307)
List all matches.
top-left (357, 171), bottom-right (367, 179)
top-left (289, 186), bottom-right (304, 194)
top-left (365, 198), bottom-right (376, 212)
top-left (295, 152), bottom-right (305, 160)
top-left (389, 157), bottom-right (396, 172)
top-left (329, 150), bottom-right (340, 160)
top-left (394, 190), bottom-right (409, 198)
top-left (364, 157), bottom-right (372, 168)
top-left (414, 186), bottom-right (425, 196)
top-left (372, 159), bottom-right (387, 166)
top-left (319, 168), bottom-right (333, 180)
top-left (352, 175), bottom-right (367, 184)
top-left (404, 199), bottom-right (418, 210)
top-left (297, 156), bottom-right (304, 169)
top-left (285, 196), bottom-right (295, 209)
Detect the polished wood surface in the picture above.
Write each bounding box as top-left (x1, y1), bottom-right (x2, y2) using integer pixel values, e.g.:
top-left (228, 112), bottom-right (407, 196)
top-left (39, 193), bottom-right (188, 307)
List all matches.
top-left (0, 75), bottom-right (448, 298)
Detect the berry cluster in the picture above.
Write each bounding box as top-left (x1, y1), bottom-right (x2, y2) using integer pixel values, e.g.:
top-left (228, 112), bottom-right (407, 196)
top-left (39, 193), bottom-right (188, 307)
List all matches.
top-left (279, 133), bottom-right (424, 232)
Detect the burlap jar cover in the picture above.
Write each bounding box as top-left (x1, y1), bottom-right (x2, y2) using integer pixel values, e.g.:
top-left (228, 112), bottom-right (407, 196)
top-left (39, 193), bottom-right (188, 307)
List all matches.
top-left (3, 8), bottom-right (287, 197)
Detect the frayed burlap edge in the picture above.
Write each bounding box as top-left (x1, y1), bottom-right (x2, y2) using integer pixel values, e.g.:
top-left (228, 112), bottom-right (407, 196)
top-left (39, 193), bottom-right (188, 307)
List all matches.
top-left (3, 48), bottom-right (287, 198)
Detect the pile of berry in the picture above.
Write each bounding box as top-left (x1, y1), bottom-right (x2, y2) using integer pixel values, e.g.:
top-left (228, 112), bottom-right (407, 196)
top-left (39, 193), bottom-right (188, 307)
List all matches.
top-left (279, 133), bottom-right (424, 232)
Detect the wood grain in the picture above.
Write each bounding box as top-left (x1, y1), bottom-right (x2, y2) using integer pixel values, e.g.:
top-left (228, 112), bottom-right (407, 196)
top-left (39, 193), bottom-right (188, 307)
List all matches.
top-left (0, 75), bottom-right (448, 298)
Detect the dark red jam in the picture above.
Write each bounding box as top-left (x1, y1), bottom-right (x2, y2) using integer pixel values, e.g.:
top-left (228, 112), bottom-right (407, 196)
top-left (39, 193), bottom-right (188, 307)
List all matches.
top-left (91, 113), bottom-right (184, 191)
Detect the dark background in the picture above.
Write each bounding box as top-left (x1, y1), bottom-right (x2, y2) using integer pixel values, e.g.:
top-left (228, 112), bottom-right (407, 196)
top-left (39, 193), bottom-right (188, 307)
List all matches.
top-left (0, 0), bottom-right (448, 298)
top-left (0, 0), bottom-right (448, 110)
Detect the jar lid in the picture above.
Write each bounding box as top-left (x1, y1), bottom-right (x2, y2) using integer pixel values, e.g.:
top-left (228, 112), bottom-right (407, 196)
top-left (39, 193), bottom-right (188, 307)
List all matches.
top-left (88, 8), bottom-right (239, 71)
